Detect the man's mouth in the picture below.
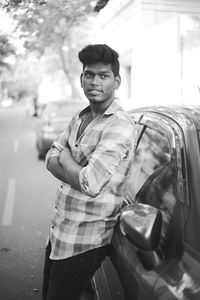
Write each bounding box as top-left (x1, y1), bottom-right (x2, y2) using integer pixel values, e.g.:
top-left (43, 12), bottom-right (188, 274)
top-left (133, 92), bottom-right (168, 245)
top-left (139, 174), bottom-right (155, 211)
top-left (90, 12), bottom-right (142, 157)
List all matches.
top-left (88, 89), bottom-right (102, 95)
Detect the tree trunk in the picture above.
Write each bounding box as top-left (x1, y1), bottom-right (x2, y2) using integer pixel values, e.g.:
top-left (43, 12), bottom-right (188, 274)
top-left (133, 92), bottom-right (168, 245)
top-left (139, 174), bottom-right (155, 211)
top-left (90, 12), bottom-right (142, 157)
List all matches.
top-left (59, 49), bottom-right (81, 100)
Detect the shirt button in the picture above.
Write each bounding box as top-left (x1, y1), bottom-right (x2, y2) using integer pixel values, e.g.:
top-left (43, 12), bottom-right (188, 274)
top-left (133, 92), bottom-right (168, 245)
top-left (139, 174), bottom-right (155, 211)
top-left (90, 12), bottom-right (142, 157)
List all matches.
top-left (75, 144), bottom-right (78, 147)
top-left (55, 206), bottom-right (57, 209)
top-left (52, 225), bottom-right (54, 229)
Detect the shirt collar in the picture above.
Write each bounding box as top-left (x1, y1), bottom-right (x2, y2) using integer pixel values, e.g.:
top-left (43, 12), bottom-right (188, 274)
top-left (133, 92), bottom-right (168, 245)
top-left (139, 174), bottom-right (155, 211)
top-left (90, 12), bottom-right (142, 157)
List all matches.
top-left (104, 98), bottom-right (121, 116)
top-left (79, 98), bottom-right (121, 119)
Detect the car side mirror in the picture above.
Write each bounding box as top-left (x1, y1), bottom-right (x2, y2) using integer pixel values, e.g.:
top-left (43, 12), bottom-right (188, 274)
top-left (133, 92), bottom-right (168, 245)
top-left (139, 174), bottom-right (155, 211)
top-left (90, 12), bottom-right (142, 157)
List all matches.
top-left (120, 202), bottom-right (163, 270)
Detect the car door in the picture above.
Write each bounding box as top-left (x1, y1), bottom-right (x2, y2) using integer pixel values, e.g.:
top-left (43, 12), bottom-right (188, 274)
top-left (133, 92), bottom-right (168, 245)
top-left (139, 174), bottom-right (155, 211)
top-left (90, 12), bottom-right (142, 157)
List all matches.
top-left (110, 113), bottom-right (175, 300)
top-left (111, 112), bottom-right (200, 300)
top-left (150, 118), bottom-right (200, 300)
top-left (93, 112), bottom-right (173, 300)
top-left (93, 111), bottom-right (200, 300)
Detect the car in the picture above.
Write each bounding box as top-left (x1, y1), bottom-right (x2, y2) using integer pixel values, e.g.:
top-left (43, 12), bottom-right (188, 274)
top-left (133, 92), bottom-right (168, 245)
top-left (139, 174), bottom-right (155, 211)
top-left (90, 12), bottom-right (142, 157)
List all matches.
top-left (92, 106), bottom-right (200, 300)
top-left (35, 100), bottom-right (85, 159)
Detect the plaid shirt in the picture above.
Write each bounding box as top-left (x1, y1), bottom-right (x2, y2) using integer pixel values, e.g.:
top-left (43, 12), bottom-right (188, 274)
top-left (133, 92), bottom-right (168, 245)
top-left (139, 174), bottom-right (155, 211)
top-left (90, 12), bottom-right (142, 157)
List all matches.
top-left (46, 99), bottom-right (137, 260)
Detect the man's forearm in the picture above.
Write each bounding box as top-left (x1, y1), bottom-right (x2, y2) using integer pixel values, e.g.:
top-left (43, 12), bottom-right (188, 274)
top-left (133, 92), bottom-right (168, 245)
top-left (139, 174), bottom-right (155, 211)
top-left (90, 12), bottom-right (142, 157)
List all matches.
top-left (59, 148), bottom-right (82, 191)
top-left (47, 156), bottom-right (67, 183)
top-left (47, 154), bottom-right (82, 191)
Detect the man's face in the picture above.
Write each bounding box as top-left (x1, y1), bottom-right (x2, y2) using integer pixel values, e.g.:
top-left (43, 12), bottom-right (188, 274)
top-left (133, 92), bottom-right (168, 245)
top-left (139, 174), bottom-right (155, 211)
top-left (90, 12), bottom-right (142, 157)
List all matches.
top-left (81, 62), bottom-right (120, 103)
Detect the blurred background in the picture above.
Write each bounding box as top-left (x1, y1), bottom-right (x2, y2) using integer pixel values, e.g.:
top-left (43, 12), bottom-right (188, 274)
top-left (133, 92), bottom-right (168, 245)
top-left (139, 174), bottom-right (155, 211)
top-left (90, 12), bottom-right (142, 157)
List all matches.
top-left (1, 0), bottom-right (200, 111)
top-left (0, 1), bottom-right (200, 299)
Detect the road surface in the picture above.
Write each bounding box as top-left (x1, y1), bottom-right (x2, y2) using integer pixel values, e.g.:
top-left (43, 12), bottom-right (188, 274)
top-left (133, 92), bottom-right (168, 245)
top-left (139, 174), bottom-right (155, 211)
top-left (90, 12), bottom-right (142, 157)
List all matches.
top-left (0, 102), bottom-right (94, 300)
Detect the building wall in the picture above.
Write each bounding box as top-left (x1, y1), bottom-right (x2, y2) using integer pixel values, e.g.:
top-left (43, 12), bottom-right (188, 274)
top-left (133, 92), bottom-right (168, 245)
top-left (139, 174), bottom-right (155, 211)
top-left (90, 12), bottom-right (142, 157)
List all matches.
top-left (90, 0), bottom-right (200, 109)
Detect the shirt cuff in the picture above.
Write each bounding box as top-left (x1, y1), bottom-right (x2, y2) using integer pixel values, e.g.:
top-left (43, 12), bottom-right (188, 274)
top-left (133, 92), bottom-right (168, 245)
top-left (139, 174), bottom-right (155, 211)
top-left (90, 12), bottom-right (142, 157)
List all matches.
top-left (45, 147), bottom-right (61, 169)
top-left (52, 141), bottom-right (65, 151)
top-left (79, 167), bottom-right (99, 197)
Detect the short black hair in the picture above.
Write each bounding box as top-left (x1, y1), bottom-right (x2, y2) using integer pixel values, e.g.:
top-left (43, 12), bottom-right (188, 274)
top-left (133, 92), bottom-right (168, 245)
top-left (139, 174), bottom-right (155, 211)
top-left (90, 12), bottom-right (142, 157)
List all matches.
top-left (78, 44), bottom-right (120, 77)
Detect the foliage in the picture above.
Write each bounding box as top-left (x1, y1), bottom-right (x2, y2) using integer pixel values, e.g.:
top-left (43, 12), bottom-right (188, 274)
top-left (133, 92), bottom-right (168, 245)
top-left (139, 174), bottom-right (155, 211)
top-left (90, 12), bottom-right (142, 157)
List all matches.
top-left (0, 34), bottom-right (15, 73)
top-left (1, 0), bottom-right (96, 99)
top-left (2, 54), bottom-right (43, 100)
top-left (4, 1), bottom-right (94, 51)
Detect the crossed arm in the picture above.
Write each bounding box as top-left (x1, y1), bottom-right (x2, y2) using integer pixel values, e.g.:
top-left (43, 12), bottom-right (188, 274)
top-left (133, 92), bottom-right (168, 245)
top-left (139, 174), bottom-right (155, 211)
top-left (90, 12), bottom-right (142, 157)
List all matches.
top-left (46, 117), bottom-right (136, 196)
top-left (46, 147), bottom-right (83, 191)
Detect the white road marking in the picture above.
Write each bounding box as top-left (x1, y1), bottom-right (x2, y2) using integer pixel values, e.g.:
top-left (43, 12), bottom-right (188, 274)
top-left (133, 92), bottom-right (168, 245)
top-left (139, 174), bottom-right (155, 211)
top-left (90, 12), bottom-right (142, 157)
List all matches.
top-left (13, 140), bottom-right (19, 152)
top-left (2, 179), bottom-right (16, 226)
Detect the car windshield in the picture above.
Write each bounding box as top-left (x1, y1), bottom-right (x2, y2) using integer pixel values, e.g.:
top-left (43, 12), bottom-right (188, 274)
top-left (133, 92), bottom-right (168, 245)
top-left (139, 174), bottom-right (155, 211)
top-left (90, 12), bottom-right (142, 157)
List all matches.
top-left (43, 101), bottom-right (85, 118)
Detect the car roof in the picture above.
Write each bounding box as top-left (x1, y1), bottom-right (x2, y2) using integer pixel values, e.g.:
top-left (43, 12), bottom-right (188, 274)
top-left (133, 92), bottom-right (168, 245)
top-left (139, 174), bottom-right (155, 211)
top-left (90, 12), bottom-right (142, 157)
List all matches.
top-left (129, 105), bottom-right (200, 130)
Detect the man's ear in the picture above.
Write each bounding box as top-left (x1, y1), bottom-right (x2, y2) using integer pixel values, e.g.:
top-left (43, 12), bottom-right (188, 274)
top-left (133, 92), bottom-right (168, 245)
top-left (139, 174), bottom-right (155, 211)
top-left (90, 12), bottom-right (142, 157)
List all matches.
top-left (114, 75), bottom-right (121, 90)
top-left (80, 73), bottom-right (83, 88)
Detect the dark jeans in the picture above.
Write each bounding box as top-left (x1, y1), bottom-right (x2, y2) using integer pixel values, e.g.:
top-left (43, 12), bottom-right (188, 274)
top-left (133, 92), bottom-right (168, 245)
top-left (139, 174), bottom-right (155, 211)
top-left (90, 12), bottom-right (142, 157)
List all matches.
top-left (42, 241), bottom-right (110, 300)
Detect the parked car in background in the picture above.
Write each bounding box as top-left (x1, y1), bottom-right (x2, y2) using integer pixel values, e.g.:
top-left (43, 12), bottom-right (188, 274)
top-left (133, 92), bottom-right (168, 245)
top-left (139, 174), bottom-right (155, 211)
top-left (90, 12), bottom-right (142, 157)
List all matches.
top-left (92, 106), bottom-right (200, 300)
top-left (35, 100), bottom-right (85, 159)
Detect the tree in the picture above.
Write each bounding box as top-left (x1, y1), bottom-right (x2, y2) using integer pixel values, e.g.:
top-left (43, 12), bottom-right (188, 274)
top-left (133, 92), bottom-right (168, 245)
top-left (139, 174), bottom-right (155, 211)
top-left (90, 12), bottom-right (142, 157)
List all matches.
top-left (4, 54), bottom-right (43, 100)
top-left (2, 0), bottom-right (97, 99)
top-left (0, 34), bottom-right (15, 74)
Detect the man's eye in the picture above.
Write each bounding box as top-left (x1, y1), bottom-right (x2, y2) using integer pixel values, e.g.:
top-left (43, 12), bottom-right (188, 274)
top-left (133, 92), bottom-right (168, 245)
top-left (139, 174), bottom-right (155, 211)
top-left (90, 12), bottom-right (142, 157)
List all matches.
top-left (84, 73), bottom-right (92, 78)
top-left (100, 74), bottom-right (108, 79)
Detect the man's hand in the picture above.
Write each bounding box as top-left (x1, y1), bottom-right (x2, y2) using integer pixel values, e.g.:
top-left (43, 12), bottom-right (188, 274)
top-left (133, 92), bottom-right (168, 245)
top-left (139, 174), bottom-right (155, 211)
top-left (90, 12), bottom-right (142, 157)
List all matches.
top-left (46, 155), bottom-right (65, 181)
top-left (47, 146), bottom-right (82, 191)
top-left (59, 147), bottom-right (72, 166)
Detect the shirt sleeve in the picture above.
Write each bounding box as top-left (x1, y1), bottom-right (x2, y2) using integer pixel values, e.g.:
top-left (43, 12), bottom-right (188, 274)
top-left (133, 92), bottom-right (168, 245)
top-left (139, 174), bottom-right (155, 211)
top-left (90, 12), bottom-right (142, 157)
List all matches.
top-left (79, 119), bottom-right (137, 197)
top-left (45, 115), bottom-right (76, 166)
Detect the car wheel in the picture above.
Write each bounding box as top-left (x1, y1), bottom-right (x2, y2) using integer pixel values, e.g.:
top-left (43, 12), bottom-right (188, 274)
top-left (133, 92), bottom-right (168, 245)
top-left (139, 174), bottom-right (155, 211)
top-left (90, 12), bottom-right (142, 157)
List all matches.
top-left (38, 152), bottom-right (46, 160)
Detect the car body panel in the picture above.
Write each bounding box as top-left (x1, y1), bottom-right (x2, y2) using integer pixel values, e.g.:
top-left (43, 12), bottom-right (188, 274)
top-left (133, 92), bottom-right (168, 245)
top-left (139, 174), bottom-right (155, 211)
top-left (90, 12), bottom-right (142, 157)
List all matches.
top-left (93, 105), bottom-right (200, 300)
top-left (153, 249), bottom-right (200, 300)
top-left (93, 256), bottom-right (125, 300)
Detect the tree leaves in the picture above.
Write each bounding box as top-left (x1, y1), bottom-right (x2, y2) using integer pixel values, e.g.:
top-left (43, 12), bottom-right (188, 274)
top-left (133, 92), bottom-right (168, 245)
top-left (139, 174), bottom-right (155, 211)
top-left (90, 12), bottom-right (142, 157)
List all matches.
top-left (0, 34), bottom-right (15, 73)
top-left (1, 0), bottom-right (97, 98)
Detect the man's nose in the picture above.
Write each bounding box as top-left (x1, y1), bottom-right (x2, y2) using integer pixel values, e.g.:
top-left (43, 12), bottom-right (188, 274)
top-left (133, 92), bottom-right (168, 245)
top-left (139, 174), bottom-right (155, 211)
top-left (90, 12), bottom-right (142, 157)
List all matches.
top-left (91, 75), bottom-right (100, 85)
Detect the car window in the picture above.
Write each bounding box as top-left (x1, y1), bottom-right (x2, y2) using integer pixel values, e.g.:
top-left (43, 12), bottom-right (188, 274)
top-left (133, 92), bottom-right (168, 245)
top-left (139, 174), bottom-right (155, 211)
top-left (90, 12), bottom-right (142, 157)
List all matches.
top-left (126, 126), bottom-right (171, 201)
top-left (126, 125), bottom-right (178, 251)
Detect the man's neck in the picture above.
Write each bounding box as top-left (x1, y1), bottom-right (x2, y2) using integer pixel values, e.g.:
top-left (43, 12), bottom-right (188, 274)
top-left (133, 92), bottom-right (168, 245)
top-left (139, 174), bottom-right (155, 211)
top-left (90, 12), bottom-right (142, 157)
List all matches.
top-left (89, 98), bottom-right (114, 118)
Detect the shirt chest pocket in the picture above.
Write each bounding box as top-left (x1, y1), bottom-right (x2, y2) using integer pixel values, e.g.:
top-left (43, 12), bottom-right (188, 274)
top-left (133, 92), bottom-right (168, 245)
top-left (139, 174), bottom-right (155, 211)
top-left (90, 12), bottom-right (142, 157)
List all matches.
top-left (72, 126), bottom-right (102, 166)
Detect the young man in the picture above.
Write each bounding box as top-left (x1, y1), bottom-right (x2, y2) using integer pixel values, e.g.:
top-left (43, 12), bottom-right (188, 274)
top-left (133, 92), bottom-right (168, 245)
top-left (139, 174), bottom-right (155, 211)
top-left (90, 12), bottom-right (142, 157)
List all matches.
top-left (43, 44), bottom-right (137, 300)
